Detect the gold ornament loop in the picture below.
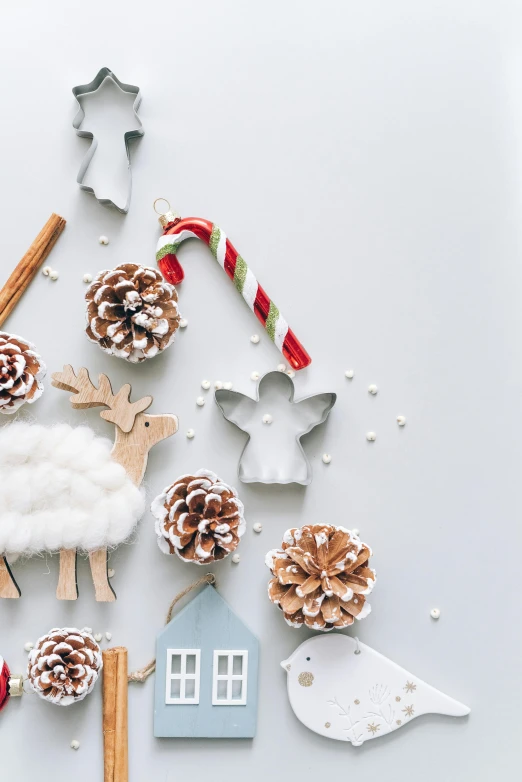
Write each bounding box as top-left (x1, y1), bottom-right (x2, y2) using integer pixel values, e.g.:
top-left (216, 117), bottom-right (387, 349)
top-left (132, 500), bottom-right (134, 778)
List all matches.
top-left (153, 197), bottom-right (171, 215)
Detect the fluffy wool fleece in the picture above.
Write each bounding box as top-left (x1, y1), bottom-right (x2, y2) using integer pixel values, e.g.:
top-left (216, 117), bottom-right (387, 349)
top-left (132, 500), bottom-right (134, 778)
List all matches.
top-left (0, 423), bottom-right (145, 555)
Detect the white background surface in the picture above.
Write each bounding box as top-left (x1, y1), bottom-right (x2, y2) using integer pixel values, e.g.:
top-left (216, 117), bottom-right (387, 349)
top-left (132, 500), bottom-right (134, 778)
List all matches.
top-left (0, 1), bottom-right (520, 779)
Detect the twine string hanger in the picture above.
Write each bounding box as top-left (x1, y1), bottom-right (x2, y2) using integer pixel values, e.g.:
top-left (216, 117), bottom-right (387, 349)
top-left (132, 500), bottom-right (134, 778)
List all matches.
top-left (128, 572), bottom-right (216, 683)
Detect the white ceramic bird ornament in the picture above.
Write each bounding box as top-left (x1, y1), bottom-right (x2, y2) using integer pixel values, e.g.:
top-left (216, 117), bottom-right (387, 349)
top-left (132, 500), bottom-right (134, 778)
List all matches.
top-left (281, 634), bottom-right (470, 746)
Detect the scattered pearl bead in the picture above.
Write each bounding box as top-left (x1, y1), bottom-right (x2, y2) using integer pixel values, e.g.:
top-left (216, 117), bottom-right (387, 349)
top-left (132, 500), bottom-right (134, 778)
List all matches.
top-left (253, 522), bottom-right (263, 533)
top-left (231, 553), bottom-right (241, 564)
top-left (99, 235), bottom-right (109, 245)
top-left (397, 415), bottom-right (406, 426)
top-left (345, 369), bottom-right (354, 379)
top-left (201, 380), bottom-right (211, 390)
top-left (107, 569), bottom-right (115, 578)
top-left (351, 528), bottom-right (360, 537)
top-left (262, 414), bottom-right (273, 424)
top-left (179, 318), bottom-right (188, 328)
top-left (42, 266), bottom-right (52, 277)
top-left (70, 740), bottom-right (80, 750)
top-left (277, 363), bottom-right (286, 372)
top-left (196, 396), bottom-right (205, 407)
top-left (250, 371), bottom-right (260, 381)
top-left (366, 432), bottom-right (376, 441)
top-left (105, 632), bottom-right (112, 641)
top-left (214, 380), bottom-right (223, 390)
top-left (82, 273), bottom-right (93, 284)
top-left (322, 453), bottom-right (332, 464)
top-left (24, 642), bottom-right (34, 652)
top-left (186, 429), bottom-right (195, 439)
top-left (250, 334), bottom-right (260, 344)
top-left (430, 608), bottom-right (441, 620)
top-left (368, 384), bottom-right (378, 395)
top-left (84, 627), bottom-right (93, 634)
top-left (223, 382), bottom-right (233, 390)
top-left (286, 369), bottom-right (296, 378)
top-left (50, 270), bottom-right (59, 281)
top-left (94, 633), bottom-right (103, 642)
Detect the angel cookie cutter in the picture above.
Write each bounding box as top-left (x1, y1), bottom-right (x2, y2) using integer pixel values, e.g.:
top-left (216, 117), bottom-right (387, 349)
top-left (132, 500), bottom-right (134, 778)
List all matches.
top-left (72, 67), bottom-right (143, 213)
top-left (215, 371), bottom-right (336, 485)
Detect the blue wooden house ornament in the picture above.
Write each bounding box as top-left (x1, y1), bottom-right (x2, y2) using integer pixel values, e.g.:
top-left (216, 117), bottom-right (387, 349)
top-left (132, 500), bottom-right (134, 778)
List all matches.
top-left (154, 584), bottom-right (259, 738)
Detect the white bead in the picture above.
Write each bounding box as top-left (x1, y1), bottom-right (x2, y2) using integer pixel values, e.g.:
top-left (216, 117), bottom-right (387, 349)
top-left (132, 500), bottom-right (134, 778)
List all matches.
top-left (345, 369), bottom-right (354, 379)
top-left (201, 380), bottom-right (211, 390)
top-left (322, 453), bottom-right (332, 464)
top-left (253, 522), bottom-right (263, 533)
top-left (351, 528), bottom-right (360, 537)
top-left (71, 740), bottom-right (80, 750)
top-left (366, 432), bottom-right (376, 441)
top-left (42, 266), bottom-right (52, 277)
top-left (105, 632), bottom-right (112, 641)
top-left (231, 553), bottom-right (241, 564)
top-left (286, 370), bottom-right (295, 378)
top-left (179, 318), bottom-right (188, 328)
top-left (277, 363), bottom-right (286, 372)
top-left (250, 371), bottom-right (260, 381)
top-left (430, 608), bottom-right (441, 620)
top-left (186, 429), bottom-right (195, 439)
top-left (250, 334), bottom-right (260, 344)
top-left (262, 414), bottom-right (273, 424)
top-left (107, 569), bottom-right (115, 578)
top-left (98, 235), bottom-right (109, 245)
top-left (24, 642), bottom-right (34, 652)
top-left (223, 382), bottom-right (233, 390)
top-left (50, 270), bottom-right (59, 281)
top-left (397, 415), bottom-right (406, 426)
top-left (214, 380), bottom-right (223, 390)
top-left (196, 396), bottom-right (205, 406)
top-left (368, 384), bottom-right (378, 395)
top-left (82, 273), bottom-right (93, 284)
top-left (94, 633), bottom-right (102, 642)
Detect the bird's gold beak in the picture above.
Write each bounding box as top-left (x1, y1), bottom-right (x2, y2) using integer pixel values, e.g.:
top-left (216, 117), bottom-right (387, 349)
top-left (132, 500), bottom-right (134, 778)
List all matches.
top-left (280, 659), bottom-right (290, 671)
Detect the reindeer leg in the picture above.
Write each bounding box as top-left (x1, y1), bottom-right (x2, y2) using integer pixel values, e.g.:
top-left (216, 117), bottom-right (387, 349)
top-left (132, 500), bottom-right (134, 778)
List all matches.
top-left (56, 549), bottom-right (78, 600)
top-left (0, 556), bottom-right (21, 598)
top-left (89, 548), bottom-right (116, 602)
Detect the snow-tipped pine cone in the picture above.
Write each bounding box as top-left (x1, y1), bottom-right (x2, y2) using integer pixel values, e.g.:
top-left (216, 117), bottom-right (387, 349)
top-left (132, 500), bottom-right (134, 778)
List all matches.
top-left (85, 264), bottom-right (180, 363)
top-left (0, 332), bottom-right (46, 414)
top-left (27, 627), bottom-right (102, 706)
top-left (266, 524), bottom-right (376, 631)
top-left (151, 469), bottom-right (246, 564)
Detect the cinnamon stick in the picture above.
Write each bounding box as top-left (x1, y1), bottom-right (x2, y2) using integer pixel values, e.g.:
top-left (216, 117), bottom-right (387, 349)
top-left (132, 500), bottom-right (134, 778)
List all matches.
top-left (0, 213), bottom-right (66, 327)
top-left (103, 647), bottom-right (128, 782)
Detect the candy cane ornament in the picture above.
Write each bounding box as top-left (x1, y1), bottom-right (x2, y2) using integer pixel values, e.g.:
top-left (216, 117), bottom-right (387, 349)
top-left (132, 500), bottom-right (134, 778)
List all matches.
top-left (0, 656), bottom-right (23, 713)
top-left (154, 202), bottom-right (312, 370)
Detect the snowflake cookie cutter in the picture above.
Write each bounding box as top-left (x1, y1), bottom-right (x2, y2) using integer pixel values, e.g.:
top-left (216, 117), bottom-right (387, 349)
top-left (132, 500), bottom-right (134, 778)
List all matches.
top-left (72, 67), bottom-right (144, 214)
top-left (215, 371), bottom-right (336, 485)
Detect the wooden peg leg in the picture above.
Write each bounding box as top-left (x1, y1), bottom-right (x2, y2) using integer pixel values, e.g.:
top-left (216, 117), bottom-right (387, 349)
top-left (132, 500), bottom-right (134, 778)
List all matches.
top-left (56, 548), bottom-right (78, 600)
top-left (0, 556), bottom-right (21, 598)
top-left (89, 548), bottom-right (116, 602)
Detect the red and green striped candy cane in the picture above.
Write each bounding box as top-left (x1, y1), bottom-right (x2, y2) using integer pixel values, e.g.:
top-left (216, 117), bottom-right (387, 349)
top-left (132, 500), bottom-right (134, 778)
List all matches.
top-left (154, 207), bottom-right (311, 371)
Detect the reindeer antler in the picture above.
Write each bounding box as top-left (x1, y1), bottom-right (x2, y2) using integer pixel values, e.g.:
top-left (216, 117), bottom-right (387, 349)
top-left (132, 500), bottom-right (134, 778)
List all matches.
top-left (51, 365), bottom-right (153, 433)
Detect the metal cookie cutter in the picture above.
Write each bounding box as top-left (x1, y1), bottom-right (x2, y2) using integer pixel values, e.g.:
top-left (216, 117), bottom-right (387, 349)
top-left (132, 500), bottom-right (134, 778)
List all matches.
top-left (215, 371), bottom-right (336, 485)
top-left (72, 67), bottom-right (143, 214)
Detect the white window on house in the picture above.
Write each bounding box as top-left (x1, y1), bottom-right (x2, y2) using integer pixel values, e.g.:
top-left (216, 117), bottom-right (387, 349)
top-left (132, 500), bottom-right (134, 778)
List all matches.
top-left (165, 649), bottom-right (201, 705)
top-left (212, 650), bottom-right (248, 706)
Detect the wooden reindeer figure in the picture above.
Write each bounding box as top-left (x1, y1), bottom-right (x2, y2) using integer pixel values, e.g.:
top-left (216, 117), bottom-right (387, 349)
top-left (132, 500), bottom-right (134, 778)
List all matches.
top-left (0, 366), bottom-right (178, 602)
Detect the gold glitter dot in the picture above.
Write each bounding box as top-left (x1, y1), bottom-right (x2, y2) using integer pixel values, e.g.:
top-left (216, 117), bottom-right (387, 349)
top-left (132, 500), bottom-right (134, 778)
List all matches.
top-left (396, 720), bottom-right (402, 726)
top-left (286, 664), bottom-right (291, 671)
top-left (354, 699), bottom-right (360, 705)
top-left (325, 722), bottom-right (331, 728)
top-left (395, 696), bottom-right (401, 702)
top-left (298, 671), bottom-right (314, 687)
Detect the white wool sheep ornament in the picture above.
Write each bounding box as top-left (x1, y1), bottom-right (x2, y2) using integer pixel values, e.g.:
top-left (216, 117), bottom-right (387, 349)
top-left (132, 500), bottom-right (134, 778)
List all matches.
top-left (0, 365), bottom-right (178, 602)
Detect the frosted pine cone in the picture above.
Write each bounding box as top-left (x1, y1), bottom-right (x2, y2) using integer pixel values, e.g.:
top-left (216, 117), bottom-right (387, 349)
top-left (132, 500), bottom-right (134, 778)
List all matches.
top-left (151, 469), bottom-right (246, 564)
top-left (0, 332), bottom-right (45, 414)
top-left (85, 264), bottom-right (180, 363)
top-left (266, 524), bottom-right (376, 631)
top-left (27, 627), bottom-right (102, 706)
